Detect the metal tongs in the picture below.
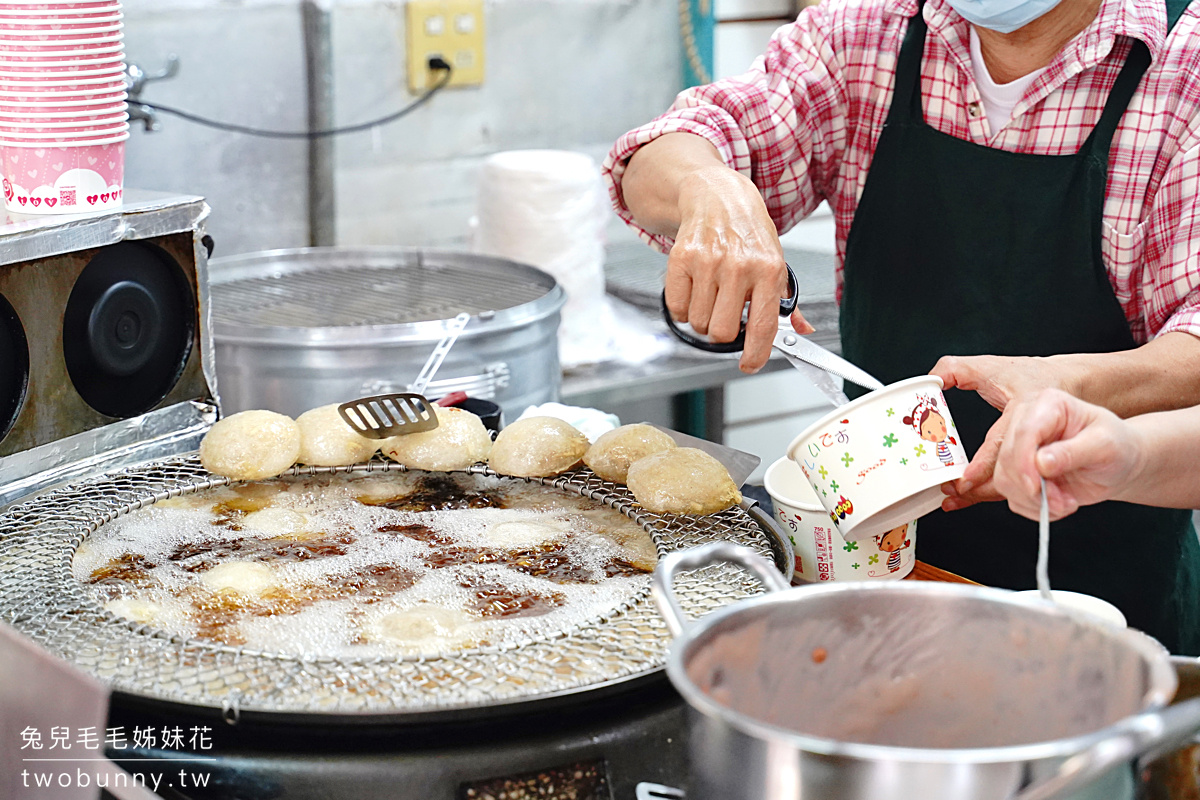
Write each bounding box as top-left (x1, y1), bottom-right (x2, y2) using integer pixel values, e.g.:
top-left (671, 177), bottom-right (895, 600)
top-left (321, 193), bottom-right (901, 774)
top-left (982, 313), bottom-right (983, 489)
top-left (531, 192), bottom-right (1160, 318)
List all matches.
top-left (661, 265), bottom-right (884, 404)
top-left (337, 312), bottom-right (470, 439)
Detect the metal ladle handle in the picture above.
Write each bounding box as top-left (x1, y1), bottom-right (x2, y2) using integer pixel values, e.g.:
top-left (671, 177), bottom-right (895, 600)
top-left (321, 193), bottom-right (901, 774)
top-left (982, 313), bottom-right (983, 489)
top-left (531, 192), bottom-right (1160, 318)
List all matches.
top-left (652, 542), bottom-right (791, 637)
top-left (660, 265), bottom-right (799, 353)
top-left (411, 312), bottom-right (470, 396)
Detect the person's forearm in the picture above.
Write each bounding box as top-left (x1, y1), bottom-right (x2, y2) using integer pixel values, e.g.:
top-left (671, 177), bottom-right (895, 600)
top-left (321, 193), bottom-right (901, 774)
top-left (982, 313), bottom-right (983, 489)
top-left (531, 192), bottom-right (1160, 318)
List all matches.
top-left (1052, 331), bottom-right (1200, 418)
top-left (621, 132), bottom-right (740, 238)
top-left (1112, 404), bottom-right (1200, 507)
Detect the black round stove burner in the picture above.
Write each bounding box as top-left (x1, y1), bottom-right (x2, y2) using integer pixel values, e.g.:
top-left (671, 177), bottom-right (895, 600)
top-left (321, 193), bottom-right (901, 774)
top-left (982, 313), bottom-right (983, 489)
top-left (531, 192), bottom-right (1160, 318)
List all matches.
top-left (0, 292), bottom-right (29, 442)
top-left (63, 242), bottom-right (195, 418)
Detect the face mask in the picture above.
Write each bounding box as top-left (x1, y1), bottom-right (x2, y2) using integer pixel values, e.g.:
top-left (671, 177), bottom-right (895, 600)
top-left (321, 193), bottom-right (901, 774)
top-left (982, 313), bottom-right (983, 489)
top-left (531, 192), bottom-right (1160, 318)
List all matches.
top-left (944, 0), bottom-right (1063, 33)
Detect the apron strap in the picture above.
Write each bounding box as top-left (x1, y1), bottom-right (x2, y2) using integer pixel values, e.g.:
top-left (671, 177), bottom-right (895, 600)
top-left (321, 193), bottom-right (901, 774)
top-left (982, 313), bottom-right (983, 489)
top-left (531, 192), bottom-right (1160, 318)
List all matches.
top-left (1167, 0), bottom-right (1192, 31)
top-left (887, 0), bottom-right (930, 126)
top-left (1080, 41), bottom-right (1150, 163)
top-left (1084, 0), bottom-right (1192, 160)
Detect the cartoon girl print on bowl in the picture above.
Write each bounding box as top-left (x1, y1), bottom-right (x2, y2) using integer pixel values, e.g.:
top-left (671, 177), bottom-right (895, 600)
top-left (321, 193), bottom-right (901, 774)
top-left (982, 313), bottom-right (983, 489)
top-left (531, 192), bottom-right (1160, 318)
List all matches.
top-left (903, 394), bottom-right (957, 467)
top-left (871, 523), bottom-right (912, 575)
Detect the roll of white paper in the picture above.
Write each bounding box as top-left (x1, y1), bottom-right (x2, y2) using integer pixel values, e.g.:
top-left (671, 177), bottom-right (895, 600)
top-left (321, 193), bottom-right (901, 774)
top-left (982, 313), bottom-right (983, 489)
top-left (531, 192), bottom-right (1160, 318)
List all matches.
top-left (473, 150), bottom-right (608, 368)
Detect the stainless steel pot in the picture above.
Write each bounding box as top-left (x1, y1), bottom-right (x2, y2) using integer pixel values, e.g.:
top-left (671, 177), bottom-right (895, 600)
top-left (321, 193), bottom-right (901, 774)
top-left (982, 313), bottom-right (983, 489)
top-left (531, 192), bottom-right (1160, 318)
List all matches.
top-left (208, 247), bottom-right (565, 420)
top-left (653, 543), bottom-right (1200, 800)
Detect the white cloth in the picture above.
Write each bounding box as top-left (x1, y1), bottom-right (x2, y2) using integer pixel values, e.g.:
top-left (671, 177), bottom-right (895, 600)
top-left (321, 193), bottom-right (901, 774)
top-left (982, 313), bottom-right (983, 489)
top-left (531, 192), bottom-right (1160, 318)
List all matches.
top-left (969, 27), bottom-right (1048, 134)
top-left (515, 402), bottom-right (620, 442)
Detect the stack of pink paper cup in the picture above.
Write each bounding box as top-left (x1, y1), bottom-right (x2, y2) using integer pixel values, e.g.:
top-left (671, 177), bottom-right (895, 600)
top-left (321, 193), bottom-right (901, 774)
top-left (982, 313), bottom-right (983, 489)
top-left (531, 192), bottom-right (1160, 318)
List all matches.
top-left (0, 0), bottom-right (126, 214)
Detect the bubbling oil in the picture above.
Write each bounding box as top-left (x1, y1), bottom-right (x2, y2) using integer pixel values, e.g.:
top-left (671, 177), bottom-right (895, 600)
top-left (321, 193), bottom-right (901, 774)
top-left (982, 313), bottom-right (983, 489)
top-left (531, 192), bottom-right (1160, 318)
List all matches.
top-left (74, 472), bottom-right (655, 658)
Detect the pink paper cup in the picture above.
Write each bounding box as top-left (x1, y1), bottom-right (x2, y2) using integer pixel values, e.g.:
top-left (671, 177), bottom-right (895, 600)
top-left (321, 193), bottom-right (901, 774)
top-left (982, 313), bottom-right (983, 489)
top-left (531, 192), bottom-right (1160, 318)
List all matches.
top-left (0, 71), bottom-right (123, 85)
top-left (0, 103), bottom-right (122, 119)
top-left (0, 1), bottom-right (119, 7)
top-left (0, 115), bottom-right (124, 132)
top-left (0, 121), bottom-right (126, 139)
top-left (0, 15), bottom-right (121, 29)
top-left (0, 84), bottom-right (125, 98)
top-left (0, 93), bottom-right (125, 109)
top-left (0, 22), bottom-right (121, 37)
top-left (0, 124), bottom-right (126, 139)
top-left (0, 10), bottom-right (119, 18)
top-left (0, 6), bottom-right (119, 17)
top-left (0, 52), bottom-right (123, 66)
top-left (0, 2), bottom-right (119, 7)
top-left (0, 33), bottom-right (122, 49)
top-left (1, 136), bottom-right (123, 214)
top-left (0, 44), bottom-right (122, 60)
top-left (0, 63), bottom-right (122, 77)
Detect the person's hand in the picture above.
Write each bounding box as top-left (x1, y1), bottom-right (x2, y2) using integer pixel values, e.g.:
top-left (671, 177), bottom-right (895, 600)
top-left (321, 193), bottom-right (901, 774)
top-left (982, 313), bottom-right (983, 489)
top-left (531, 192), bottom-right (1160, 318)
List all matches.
top-left (929, 354), bottom-right (1085, 511)
top-left (992, 389), bottom-right (1144, 521)
top-left (663, 165), bottom-right (814, 373)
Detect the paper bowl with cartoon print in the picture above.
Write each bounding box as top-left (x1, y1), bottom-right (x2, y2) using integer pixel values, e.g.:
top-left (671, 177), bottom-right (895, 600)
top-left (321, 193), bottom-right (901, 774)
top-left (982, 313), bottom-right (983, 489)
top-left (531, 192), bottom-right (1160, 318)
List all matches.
top-left (764, 456), bottom-right (918, 583)
top-left (786, 376), bottom-right (967, 543)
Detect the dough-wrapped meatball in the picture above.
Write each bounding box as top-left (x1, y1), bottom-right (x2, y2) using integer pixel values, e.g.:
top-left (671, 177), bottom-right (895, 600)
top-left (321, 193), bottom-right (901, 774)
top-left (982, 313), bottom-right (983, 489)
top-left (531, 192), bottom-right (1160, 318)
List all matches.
top-left (296, 403), bottom-right (379, 466)
top-left (200, 409), bottom-right (300, 481)
top-left (626, 447), bottom-right (742, 515)
top-left (380, 406), bottom-right (492, 471)
top-left (584, 423), bottom-right (677, 484)
top-left (488, 416), bottom-right (589, 478)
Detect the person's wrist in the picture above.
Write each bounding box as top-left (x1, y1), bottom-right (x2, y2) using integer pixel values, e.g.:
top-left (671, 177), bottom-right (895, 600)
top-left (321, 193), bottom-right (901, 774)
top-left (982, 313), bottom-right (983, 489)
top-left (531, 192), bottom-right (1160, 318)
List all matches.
top-left (678, 163), bottom-right (744, 203)
top-left (1045, 353), bottom-right (1092, 404)
top-left (1111, 417), bottom-right (1154, 502)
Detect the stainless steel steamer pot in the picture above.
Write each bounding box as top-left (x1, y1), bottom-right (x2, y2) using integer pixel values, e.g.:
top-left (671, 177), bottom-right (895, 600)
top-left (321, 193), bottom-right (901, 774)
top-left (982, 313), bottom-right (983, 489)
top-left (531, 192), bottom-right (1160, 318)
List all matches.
top-left (207, 247), bottom-right (565, 420)
top-left (653, 543), bottom-right (1200, 800)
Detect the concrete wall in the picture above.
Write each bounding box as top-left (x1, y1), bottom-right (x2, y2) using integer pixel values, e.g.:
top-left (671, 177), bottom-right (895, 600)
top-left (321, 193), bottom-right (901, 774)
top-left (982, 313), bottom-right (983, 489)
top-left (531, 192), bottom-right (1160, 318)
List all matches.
top-left (120, 0), bottom-right (682, 257)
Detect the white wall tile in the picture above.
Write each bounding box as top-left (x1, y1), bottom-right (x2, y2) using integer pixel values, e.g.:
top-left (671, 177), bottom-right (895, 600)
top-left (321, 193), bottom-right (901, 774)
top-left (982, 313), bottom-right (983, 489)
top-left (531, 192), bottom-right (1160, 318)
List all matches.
top-left (123, 3), bottom-right (311, 256)
top-left (118, 0), bottom-right (685, 256)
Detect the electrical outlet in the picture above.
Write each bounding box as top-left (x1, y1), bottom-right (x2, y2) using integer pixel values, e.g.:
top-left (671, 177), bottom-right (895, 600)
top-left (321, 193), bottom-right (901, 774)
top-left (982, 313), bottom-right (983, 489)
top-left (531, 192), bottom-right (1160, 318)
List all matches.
top-left (406, 0), bottom-right (484, 92)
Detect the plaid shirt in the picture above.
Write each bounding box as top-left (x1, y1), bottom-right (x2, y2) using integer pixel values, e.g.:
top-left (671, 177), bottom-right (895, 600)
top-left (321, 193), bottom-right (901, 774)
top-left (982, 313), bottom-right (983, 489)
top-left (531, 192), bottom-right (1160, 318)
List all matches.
top-left (602, 0), bottom-right (1200, 343)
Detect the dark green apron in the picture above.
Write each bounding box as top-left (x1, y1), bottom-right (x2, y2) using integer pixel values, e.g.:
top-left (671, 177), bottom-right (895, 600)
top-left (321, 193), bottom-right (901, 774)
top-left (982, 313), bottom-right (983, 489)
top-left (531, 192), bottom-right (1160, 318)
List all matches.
top-left (839, 0), bottom-right (1200, 654)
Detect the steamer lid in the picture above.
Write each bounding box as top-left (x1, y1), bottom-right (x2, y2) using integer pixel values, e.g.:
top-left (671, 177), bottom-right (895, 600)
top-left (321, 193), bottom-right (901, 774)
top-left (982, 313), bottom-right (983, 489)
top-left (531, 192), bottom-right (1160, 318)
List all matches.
top-left (209, 246), bottom-right (563, 344)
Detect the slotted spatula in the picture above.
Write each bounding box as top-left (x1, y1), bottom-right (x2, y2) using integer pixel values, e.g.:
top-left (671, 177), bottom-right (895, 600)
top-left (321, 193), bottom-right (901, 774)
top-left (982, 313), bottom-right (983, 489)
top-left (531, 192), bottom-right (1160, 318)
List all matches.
top-left (338, 312), bottom-right (470, 439)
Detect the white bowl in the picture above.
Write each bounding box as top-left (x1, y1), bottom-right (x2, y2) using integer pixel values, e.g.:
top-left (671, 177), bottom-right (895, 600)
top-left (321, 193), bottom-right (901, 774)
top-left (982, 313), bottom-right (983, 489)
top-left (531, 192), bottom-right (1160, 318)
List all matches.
top-left (765, 456), bottom-right (918, 583)
top-left (1013, 590), bottom-right (1128, 627)
top-left (787, 375), bottom-right (969, 543)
